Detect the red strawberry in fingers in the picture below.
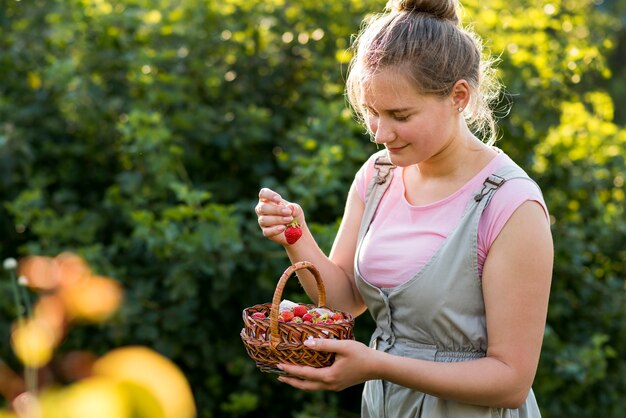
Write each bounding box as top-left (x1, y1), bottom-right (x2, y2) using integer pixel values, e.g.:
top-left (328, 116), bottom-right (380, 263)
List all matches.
top-left (284, 220), bottom-right (302, 244)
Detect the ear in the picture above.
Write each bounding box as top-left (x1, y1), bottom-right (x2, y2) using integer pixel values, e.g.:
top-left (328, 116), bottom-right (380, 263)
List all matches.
top-left (450, 79), bottom-right (471, 112)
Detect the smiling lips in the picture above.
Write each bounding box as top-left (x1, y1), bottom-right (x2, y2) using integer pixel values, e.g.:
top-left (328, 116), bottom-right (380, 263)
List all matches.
top-left (386, 144), bottom-right (408, 153)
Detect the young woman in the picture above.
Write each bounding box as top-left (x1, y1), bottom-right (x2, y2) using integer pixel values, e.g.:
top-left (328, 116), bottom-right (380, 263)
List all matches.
top-left (254, 0), bottom-right (553, 416)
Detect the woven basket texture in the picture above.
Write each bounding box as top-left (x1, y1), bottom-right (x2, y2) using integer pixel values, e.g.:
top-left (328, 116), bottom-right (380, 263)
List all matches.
top-left (241, 261), bottom-right (355, 373)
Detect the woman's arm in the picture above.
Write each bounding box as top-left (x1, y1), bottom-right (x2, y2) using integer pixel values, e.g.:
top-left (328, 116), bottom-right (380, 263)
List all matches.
top-left (278, 200), bottom-right (553, 408)
top-left (256, 181), bottom-right (367, 316)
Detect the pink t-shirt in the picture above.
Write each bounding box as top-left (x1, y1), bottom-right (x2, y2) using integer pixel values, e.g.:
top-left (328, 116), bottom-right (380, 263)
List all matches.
top-left (355, 150), bottom-right (549, 288)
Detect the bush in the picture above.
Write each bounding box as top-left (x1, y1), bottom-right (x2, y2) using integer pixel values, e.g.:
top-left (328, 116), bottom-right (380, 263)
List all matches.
top-left (1, 1), bottom-right (624, 416)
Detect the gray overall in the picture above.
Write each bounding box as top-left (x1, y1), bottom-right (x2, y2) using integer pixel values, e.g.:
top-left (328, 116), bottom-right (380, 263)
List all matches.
top-left (355, 153), bottom-right (542, 418)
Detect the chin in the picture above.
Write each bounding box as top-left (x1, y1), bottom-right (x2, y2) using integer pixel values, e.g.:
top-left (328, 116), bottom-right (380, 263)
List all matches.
top-left (387, 154), bottom-right (418, 168)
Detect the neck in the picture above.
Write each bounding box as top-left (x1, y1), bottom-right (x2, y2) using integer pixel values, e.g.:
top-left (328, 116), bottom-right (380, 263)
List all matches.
top-left (416, 128), bottom-right (494, 180)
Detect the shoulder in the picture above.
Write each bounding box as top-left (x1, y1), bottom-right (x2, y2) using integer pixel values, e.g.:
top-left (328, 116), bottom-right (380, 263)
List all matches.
top-left (488, 179), bottom-right (549, 221)
top-left (491, 153), bottom-right (548, 219)
top-left (478, 153), bottom-right (550, 247)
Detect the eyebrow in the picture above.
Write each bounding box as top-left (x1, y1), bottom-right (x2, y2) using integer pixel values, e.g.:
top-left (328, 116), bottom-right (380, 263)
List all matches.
top-left (363, 105), bottom-right (414, 113)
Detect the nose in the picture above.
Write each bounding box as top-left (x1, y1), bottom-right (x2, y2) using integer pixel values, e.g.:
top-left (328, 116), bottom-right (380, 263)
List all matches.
top-left (373, 120), bottom-right (395, 144)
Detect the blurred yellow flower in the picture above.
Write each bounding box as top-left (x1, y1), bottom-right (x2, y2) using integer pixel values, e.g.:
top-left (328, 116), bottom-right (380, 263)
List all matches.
top-left (40, 377), bottom-right (131, 418)
top-left (3, 251), bottom-right (198, 418)
top-left (5, 252), bottom-right (195, 418)
top-left (93, 346), bottom-right (196, 418)
top-left (11, 320), bottom-right (55, 368)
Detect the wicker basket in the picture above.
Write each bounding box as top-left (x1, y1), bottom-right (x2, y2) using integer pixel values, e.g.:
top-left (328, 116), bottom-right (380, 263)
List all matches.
top-left (240, 261), bottom-right (355, 374)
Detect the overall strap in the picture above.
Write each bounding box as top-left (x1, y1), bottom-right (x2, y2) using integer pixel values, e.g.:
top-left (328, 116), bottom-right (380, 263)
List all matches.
top-left (464, 163), bottom-right (542, 270)
top-left (365, 153), bottom-right (395, 200)
top-left (472, 163), bottom-right (541, 210)
top-left (358, 151), bottom-right (396, 248)
top-left (473, 174), bottom-right (506, 202)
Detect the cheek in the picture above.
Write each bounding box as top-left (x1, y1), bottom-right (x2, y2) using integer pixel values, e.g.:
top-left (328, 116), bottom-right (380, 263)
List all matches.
top-left (367, 115), bottom-right (378, 134)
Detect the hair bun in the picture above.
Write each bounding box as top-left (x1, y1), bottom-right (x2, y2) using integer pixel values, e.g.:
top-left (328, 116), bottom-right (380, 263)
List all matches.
top-left (386, 0), bottom-right (459, 23)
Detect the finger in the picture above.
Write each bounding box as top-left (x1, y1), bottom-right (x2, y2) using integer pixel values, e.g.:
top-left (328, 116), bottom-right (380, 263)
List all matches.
top-left (285, 203), bottom-right (297, 216)
top-left (302, 338), bottom-right (344, 353)
top-left (258, 214), bottom-right (293, 227)
top-left (261, 224), bottom-right (287, 238)
top-left (277, 375), bottom-right (324, 391)
top-left (259, 188), bottom-right (283, 204)
top-left (256, 202), bottom-right (292, 217)
top-left (278, 363), bottom-right (326, 382)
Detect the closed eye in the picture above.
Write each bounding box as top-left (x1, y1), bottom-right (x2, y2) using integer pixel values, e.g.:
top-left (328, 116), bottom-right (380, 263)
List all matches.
top-left (364, 107), bottom-right (378, 118)
top-left (363, 105), bottom-right (412, 122)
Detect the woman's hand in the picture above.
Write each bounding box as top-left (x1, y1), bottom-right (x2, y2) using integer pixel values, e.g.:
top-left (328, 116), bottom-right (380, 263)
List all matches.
top-left (276, 339), bottom-right (376, 391)
top-left (255, 188), bottom-right (305, 246)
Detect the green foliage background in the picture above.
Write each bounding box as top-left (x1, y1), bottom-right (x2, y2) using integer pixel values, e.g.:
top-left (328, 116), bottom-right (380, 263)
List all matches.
top-left (1, 0), bottom-right (625, 417)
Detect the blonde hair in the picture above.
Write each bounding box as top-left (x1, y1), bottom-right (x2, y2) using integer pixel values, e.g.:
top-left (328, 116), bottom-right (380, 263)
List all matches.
top-left (346, 0), bottom-right (502, 144)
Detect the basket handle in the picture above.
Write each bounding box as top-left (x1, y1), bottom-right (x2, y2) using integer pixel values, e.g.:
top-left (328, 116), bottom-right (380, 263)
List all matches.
top-left (269, 261), bottom-right (326, 347)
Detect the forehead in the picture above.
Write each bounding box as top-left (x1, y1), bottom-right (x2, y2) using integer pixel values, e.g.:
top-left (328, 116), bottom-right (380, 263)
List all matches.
top-left (360, 69), bottom-right (427, 109)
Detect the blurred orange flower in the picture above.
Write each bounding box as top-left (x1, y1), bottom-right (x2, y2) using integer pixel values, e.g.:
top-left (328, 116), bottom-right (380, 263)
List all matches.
top-left (2, 252), bottom-right (195, 418)
top-left (10, 253), bottom-right (124, 373)
top-left (18, 252), bottom-right (123, 325)
top-left (17, 256), bottom-right (56, 290)
top-left (58, 275), bottom-right (123, 323)
top-left (18, 252), bottom-right (91, 291)
top-left (32, 295), bottom-right (66, 345)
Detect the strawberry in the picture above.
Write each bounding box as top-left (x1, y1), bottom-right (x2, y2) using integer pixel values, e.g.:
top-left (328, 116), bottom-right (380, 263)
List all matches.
top-left (302, 313), bottom-right (313, 322)
top-left (331, 312), bottom-right (344, 321)
top-left (293, 305), bottom-right (308, 318)
top-left (280, 310), bottom-right (294, 322)
top-left (251, 312), bottom-right (266, 319)
top-left (284, 220), bottom-right (302, 244)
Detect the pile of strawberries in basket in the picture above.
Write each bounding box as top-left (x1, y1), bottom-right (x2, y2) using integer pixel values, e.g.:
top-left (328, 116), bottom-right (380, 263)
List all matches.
top-left (250, 300), bottom-right (347, 324)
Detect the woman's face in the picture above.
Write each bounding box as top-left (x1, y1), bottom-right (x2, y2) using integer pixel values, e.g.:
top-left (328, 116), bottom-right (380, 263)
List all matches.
top-left (361, 69), bottom-right (461, 167)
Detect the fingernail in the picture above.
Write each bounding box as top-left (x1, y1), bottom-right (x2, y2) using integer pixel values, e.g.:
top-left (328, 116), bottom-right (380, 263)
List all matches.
top-left (281, 208), bottom-right (291, 215)
top-left (304, 339), bottom-right (316, 347)
top-left (274, 195), bottom-right (282, 203)
top-left (276, 364), bottom-right (284, 370)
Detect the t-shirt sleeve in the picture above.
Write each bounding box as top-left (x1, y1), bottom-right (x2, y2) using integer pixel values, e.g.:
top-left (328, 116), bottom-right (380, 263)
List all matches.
top-left (477, 178), bottom-right (550, 273)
